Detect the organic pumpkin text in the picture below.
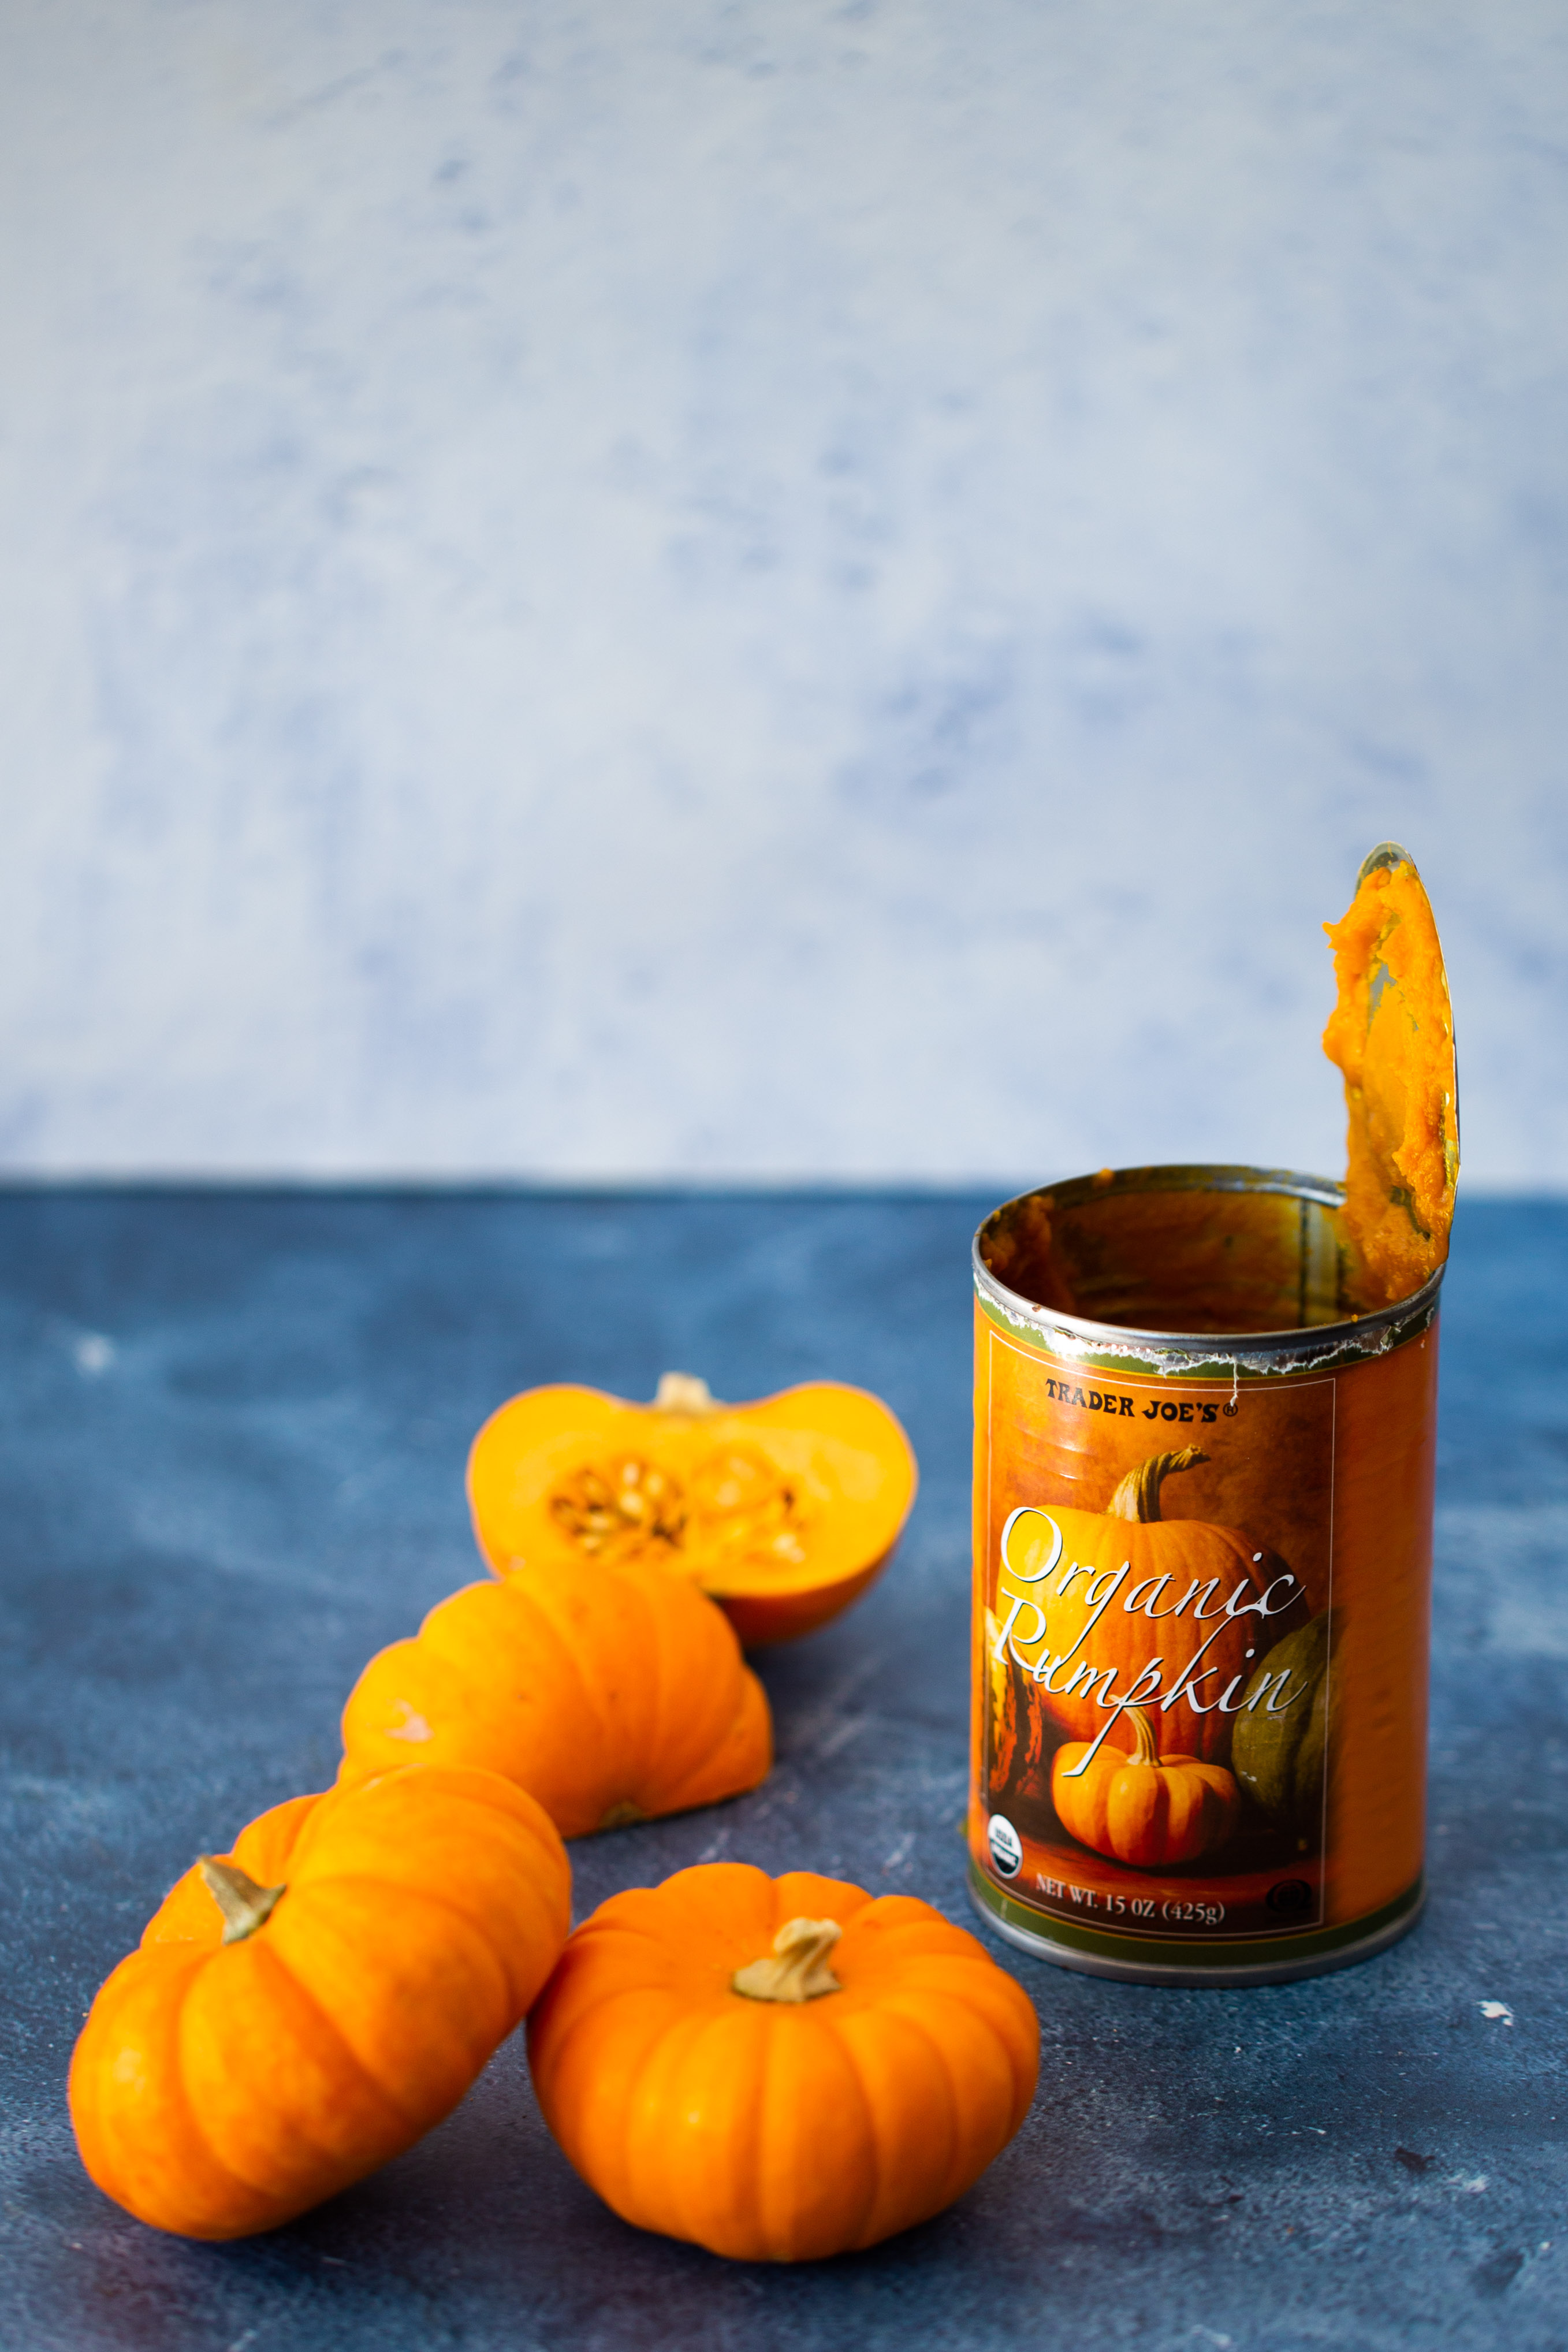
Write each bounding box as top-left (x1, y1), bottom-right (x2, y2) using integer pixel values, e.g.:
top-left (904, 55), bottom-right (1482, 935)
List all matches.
top-left (992, 1506), bottom-right (1305, 1777)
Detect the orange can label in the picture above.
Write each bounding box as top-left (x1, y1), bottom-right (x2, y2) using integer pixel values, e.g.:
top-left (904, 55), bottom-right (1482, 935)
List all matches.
top-left (970, 1296), bottom-right (1437, 1978)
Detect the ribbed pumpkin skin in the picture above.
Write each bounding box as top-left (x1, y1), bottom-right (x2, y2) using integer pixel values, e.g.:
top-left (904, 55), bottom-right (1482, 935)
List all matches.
top-left (527, 1863), bottom-right (1039, 2261)
top-left (337, 1557), bottom-right (772, 1838)
top-left (69, 1766), bottom-right (571, 2241)
top-left (1052, 1722), bottom-right (1240, 1866)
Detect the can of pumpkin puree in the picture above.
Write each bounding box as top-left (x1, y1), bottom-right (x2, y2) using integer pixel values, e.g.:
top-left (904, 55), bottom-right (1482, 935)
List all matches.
top-left (970, 1163), bottom-right (1440, 1986)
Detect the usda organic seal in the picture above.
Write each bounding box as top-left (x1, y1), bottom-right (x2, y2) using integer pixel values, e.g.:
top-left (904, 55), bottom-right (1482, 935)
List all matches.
top-left (988, 1814), bottom-right (1022, 1879)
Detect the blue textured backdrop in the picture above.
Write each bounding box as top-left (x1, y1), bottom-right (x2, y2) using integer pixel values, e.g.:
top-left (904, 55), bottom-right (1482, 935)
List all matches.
top-left (3, 1189), bottom-right (1566, 2346)
top-left (2, 2), bottom-right (1565, 1181)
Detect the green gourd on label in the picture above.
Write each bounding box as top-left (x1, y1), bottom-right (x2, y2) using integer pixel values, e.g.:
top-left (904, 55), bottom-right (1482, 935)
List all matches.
top-left (1232, 1610), bottom-right (1335, 1844)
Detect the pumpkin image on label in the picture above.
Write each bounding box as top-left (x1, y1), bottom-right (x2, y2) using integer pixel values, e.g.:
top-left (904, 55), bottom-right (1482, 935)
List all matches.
top-left (1051, 1707), bottom-right (1241, 1868)
top-left (1232, 1610), bottom-right (1334, 1845)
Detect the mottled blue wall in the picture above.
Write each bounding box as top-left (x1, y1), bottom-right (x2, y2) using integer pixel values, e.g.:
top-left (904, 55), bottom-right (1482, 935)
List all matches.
top-left (2, 2), bottom-right (1565, 1183)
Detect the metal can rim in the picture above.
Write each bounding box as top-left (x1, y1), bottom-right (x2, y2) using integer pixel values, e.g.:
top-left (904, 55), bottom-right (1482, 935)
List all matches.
top-left (973, 1161), bottom-right (1444, 1379)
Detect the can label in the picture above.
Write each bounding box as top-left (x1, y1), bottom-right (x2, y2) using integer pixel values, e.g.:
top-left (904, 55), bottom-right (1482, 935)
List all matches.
top-left (976, 1316), bottom-right (1344, 1950)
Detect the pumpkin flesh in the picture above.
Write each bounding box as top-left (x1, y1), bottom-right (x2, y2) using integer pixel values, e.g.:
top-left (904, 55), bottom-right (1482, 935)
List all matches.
top-left (69, 1766), bottom-right (571, 2240)
top-left (1323, 850), bottom-right (1458, 1310)
top-left (467, 1378), bottom-right (917, 1647)
top-left (527, 1861), bottom-right (1038, 2261)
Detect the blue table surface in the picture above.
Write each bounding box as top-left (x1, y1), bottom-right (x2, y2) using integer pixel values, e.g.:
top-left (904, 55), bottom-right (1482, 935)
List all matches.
top-left (2, 1189), bottom-right (1565, 2351)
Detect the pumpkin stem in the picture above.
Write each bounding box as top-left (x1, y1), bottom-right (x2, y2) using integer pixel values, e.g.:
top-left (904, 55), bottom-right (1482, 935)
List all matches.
top-left (653, 1372), bottom-right (722, 1416)
top-left (732, 1916), bottom-right (843, 2003)
top-left (1107, 1446), bottom-right (1209, 1523)
top-left (199, 1856), bottom-right (286, 1945)
top-left (1121, 1706), bottom-right (1161, 1767)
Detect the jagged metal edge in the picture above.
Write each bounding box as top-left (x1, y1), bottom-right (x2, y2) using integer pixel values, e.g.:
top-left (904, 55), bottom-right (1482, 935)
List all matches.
top-left (973, 1269), bottom-right (1440, 1382)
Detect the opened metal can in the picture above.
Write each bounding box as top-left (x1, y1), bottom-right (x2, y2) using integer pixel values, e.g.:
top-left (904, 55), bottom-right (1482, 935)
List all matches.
top-left (969, 1163), bottom-right (1440, 1986)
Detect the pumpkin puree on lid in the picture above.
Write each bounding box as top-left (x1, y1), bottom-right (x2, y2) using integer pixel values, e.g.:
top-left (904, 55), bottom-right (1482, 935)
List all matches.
top-left (1322, 849), bottom-right (1458, 1311)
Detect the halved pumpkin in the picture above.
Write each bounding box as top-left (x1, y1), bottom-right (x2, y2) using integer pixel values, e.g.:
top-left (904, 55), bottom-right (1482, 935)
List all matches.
top-left (467, 1374), bottom-right (917, 1647)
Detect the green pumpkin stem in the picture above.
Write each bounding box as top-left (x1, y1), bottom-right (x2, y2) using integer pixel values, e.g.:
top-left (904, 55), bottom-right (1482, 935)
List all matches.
top-left (1107, 1446), bottom-right (1209, 1523)
top-left (199, 1856), bottom-right (286, 1945)
top-left (732, 1916), bottom-right (843, 2003)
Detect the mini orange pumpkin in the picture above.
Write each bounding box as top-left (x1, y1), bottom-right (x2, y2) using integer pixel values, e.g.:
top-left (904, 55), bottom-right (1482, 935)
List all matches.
top-left (467, 1372), bottom-right (917, 1646)
top-left (69, 1765), bottom-right (571, 2240)
top-left (527, 1861), bottom-right (1039, 2261)
top-left (1051, 1705), bottom-right (1239, 1866)
top-left (337, 1553), bottom-right (772, 1837)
